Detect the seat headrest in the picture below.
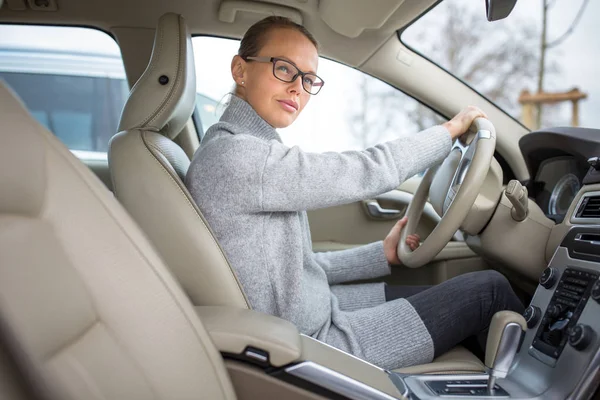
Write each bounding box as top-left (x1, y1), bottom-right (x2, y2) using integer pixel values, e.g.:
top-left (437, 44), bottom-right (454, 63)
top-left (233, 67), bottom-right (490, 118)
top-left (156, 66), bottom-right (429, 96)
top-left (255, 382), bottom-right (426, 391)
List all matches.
top-left (0, 80), bottom-right (46, 217)
top-left (118, 13), bottom-right (196, 139)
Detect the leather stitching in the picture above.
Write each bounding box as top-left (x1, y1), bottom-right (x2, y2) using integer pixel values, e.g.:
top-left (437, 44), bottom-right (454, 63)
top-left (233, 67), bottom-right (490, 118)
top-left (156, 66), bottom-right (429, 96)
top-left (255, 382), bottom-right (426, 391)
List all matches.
top-left (146, 141), bottom-right (185, 179)
top-left (141, 132), bottom-right (248, 306)
top-left (140, 132), bottom-right (250, 308)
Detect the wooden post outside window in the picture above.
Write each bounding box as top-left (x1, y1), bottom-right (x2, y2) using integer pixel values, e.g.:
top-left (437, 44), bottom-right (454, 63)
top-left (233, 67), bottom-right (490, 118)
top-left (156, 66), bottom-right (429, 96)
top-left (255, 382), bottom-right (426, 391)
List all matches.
top-left (518, 88), bottom-right (587, 130)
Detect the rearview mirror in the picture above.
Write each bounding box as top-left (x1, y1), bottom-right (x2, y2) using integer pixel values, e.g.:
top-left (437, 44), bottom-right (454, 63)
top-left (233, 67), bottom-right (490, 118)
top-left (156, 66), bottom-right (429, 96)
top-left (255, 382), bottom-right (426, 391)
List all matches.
top-left (485, 0), bottom-right (518, 21)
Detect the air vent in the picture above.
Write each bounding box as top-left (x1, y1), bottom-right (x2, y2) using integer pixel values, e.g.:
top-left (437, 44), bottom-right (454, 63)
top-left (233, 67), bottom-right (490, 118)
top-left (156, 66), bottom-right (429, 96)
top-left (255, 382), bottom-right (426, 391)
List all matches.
top-left (575, 195), bottom-right (600, 218)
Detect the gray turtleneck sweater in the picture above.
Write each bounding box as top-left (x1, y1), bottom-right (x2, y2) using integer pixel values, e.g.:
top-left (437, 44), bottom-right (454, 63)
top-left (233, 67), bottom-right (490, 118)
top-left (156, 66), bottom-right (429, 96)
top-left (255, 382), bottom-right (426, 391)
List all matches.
top-left (186, 95), bottom-right (452, 369)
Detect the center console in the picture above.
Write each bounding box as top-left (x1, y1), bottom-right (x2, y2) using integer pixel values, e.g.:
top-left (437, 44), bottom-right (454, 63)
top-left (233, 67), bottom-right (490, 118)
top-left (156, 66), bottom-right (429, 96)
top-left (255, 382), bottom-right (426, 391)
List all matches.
top-left (530, 265), bottom-right (598, 366)
top-left (393, 225), bottom-right (600, 399)
top-left (196, 226), bottom-right (600, 400)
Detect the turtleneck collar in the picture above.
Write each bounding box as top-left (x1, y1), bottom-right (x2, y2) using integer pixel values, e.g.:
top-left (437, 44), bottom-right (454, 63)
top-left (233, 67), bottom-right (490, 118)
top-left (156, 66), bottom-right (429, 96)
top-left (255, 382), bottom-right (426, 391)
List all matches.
top-left (220, 95), bottom-right (282, 143)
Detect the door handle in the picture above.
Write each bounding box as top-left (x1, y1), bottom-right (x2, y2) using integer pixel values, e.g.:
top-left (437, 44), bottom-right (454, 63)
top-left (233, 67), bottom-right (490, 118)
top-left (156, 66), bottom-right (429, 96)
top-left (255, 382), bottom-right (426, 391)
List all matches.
top-left (365, 200), bottom-right (403, 219)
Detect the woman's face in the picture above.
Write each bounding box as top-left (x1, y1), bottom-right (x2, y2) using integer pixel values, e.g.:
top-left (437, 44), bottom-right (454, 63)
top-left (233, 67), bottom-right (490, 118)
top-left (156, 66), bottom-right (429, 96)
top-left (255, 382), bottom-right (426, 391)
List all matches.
top-left (232, 28), bottom-right (319, 129)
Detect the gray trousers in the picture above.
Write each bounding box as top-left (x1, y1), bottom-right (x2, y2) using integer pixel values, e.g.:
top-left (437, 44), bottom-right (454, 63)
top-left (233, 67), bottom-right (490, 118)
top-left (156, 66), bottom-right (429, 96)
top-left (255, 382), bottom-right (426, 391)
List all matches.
top-left (385, 270), bottom-right (525, 359)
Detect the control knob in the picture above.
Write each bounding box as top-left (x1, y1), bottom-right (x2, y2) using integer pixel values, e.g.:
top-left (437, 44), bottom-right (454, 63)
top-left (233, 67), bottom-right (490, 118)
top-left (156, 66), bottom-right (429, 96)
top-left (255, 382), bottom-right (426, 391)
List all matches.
top-left (540, 267), bottom-right (558, 289)
top-left (569, 324), bottom-right (594, 351)
top-left (523, 305), bottom-right (541, 328)
top-left (546, 304), bottom-right (563, 318)
top-left (591, 280), bottom-right (600, 303)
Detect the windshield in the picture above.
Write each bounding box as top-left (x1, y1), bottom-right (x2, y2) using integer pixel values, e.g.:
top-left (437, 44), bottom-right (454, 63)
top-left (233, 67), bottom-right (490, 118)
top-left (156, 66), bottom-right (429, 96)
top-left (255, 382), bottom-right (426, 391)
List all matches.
top-left (402, 0), bottom-right (599, 131)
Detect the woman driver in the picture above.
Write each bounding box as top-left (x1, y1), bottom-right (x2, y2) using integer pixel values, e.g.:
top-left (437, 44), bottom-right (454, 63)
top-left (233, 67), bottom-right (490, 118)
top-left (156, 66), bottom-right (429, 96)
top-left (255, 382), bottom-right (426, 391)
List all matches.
top-left (186, 16), bottom-right (524, 370)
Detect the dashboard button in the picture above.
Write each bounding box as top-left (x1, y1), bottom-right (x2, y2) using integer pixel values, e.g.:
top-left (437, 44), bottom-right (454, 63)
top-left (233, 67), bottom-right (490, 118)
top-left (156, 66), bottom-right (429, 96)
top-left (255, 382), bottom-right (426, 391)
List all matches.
top-left (564, 284), bottom-right (585, 294)
top-left (556, 298), bottom-right (578, 308)
top-left (560, 291), bottom-right (581, 301)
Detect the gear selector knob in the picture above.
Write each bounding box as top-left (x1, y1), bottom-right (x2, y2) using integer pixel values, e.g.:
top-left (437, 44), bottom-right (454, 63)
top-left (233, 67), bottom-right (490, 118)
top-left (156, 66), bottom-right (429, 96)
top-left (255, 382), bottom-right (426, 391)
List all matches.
top-left (485, 311), bottom-right (527, 393)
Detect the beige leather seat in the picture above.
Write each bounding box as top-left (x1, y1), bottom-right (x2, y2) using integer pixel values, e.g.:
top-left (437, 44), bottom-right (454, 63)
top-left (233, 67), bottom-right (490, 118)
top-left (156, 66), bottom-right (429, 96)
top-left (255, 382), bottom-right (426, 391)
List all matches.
top-left (109, 12), bottom-right (484, 375)
top-left (0, 80), bottom-right (236, 399)
top-left (109, 13), bottom-right (249, 309)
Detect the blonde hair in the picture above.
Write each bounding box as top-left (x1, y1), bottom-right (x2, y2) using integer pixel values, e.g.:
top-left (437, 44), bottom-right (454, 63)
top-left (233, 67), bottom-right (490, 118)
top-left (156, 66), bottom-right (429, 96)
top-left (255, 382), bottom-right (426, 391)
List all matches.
top-left (237, 16), bottom-right (319, 59)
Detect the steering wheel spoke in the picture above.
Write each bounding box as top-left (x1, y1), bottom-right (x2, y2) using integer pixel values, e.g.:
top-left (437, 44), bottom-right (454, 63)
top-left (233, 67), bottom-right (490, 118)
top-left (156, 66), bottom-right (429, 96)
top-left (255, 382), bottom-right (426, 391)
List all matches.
top-left (443, 187), bottom-right (456, 214)
top-left (442, 133), bottom-right (479, 214)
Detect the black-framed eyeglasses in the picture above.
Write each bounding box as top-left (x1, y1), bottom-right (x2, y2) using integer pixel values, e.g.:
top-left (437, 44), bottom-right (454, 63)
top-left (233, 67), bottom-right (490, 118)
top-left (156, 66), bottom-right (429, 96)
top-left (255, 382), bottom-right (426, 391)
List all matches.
top-left (243, 56), bottom-right (325, 95)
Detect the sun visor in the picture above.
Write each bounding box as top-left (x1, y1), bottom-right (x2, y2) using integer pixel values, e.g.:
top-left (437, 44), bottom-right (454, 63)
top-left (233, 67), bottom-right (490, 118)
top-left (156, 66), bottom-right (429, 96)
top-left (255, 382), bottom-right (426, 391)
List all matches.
top-left (319, 0), bottom-right (405, 38)
top-left (218, 1), bottom-right (302, 25)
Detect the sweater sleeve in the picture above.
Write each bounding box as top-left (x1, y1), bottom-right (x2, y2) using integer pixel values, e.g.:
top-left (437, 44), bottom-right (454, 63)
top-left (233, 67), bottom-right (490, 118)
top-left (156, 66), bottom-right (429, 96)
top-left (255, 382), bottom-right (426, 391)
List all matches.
top-left (313, 241), bottom-right (391, 285)
top-left (259, 125), bottom-right (451, 212)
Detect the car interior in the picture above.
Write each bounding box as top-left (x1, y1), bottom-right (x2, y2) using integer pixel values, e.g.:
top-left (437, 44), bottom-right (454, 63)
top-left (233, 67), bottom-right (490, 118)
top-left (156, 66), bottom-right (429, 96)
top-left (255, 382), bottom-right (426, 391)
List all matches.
top-left (1, 0), bottom-right (600, 399)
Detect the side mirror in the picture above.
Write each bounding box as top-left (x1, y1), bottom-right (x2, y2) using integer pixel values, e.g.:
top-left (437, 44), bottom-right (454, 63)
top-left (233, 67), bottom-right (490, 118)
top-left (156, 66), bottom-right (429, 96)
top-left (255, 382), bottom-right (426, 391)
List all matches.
top-left (485, 0), bottom-right (518, 21)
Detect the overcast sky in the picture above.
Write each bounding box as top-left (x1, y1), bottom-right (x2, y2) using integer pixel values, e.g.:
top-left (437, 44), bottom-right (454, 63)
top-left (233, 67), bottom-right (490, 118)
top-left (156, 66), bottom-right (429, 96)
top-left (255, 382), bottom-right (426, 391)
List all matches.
top-left (0, 0), bottom-right (598, 153)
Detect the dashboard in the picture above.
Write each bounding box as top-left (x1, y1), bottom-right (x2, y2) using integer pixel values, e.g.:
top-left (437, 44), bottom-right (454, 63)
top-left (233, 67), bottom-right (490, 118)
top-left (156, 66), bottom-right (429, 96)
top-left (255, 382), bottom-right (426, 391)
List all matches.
top-left (519, 127), bottom-right (600, 223)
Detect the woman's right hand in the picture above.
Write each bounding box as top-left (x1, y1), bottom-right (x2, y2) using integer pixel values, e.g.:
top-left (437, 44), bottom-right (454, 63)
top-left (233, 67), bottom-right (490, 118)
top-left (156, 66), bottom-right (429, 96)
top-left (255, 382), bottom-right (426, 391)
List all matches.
top-left (443, 106), bottom-right (488, 140)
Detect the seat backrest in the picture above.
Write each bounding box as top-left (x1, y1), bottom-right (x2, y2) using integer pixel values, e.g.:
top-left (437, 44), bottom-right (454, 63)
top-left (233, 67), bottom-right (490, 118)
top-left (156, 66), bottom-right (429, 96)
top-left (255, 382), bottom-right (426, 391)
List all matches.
top-left (110, 13), bottom-right (249, 309)
top-left (0, 80), bottom-right (236, 400)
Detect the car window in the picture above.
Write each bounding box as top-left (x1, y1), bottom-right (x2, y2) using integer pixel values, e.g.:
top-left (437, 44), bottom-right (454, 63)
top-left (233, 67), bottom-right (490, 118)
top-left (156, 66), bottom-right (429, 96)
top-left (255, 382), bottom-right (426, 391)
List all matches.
top-left (196, 93), bottom-right (221, 132)
top-left (191, 36), bottom-right (445, 153)
top-left (0, 25), bottom-right (128, 155)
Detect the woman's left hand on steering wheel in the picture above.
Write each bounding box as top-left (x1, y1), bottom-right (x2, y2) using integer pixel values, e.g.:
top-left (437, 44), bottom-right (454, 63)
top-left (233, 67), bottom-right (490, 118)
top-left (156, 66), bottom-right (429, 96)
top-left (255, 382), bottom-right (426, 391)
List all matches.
top-left (384, 216), bottom-right (420, 265)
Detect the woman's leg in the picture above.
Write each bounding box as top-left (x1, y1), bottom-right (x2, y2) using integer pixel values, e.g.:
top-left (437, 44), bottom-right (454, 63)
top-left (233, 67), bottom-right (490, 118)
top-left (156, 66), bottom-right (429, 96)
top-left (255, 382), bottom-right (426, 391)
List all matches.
top-left (385, 284), bottom-right (432, 300)
top-left (405, 270), bottom-right (524, 359)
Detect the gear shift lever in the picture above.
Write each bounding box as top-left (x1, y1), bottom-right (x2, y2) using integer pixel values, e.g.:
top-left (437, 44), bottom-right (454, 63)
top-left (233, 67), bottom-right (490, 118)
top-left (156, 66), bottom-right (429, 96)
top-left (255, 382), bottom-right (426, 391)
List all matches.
top-left (485, 311), bottom-right (527, 393)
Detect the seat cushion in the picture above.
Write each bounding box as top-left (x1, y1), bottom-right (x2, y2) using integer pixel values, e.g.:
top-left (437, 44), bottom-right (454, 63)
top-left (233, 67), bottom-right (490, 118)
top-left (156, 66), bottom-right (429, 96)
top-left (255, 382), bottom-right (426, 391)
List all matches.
top-left (393, 346), bottom-right (485, 375)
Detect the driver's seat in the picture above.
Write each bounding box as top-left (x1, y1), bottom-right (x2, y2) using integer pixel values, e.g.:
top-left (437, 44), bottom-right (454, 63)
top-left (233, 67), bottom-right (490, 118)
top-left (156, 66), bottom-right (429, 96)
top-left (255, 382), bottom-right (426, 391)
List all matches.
top-left (109, 12), bottom-right (249, 310)
top-left (108, 12), bottom-right (484, 375)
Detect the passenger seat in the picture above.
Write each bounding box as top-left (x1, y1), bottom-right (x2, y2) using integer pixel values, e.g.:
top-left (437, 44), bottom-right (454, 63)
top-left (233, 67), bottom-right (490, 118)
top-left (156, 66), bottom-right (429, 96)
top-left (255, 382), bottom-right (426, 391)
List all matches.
top-left (0, 80), bottom-right (236, 399)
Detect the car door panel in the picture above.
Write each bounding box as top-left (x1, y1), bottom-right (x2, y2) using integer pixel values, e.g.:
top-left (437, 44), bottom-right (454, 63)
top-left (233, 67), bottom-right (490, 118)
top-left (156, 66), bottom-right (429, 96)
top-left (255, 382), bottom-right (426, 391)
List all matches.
top-left (308, 178), bottom-right (488, 285)
top-left (307, 179), bottom-right (440, 246)
top-left (308, 191), bottom-right (437, 245)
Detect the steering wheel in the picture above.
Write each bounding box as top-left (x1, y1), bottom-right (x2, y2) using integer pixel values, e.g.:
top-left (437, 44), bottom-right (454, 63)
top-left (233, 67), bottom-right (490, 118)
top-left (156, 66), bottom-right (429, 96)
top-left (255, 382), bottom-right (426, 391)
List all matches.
top-left (398, 118), bottom-right (497, 268)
